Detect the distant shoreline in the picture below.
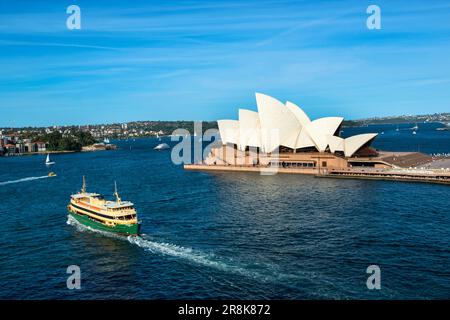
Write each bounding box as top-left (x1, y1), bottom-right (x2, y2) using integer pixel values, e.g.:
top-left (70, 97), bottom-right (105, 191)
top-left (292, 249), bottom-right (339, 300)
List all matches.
top-left (1, 116), bottom-right (449, 131)
top-left (1, 144), bottom-right (117, 157)
top-left (342, 120), bottom-right (447, 128)
top-left (1, 150), bottom-right (77, 157)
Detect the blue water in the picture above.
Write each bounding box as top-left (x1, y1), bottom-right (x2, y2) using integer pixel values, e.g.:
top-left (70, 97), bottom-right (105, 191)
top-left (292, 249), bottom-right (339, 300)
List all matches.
top-left (343, 122), bottom-right (450, 154)
top-left (0, 123), bottom-right (449, 299)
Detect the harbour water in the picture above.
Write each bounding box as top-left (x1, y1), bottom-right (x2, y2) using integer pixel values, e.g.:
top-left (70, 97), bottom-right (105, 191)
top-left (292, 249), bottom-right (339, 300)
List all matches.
top-left (0, 123), bottom-right (449, 299)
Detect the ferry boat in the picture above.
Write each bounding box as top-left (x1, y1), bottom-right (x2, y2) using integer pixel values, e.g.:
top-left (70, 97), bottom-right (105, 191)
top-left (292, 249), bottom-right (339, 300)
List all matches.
top-left (68, 177), bottom-right (140, 236)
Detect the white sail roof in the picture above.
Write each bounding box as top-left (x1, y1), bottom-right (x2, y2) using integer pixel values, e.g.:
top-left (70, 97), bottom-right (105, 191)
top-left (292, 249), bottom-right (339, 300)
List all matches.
top-left (256, 93), bottom-right (301, 152)
top-left (344, 133), bottom-right (378, 157)
top-left (295, 128), bottom-right (316, 149)
top-left (285, 101), bottom-right (311, 126)
top-left (327, 135), bottom-right (344, 153)
top-left (306, 117), bottom-right (343, 152)
top-left (217, 120), bottom-right (240, 146)
top-left (238, 109), bottom-right (262, 150)
top-left (217, 93), bottom-right (377, 157)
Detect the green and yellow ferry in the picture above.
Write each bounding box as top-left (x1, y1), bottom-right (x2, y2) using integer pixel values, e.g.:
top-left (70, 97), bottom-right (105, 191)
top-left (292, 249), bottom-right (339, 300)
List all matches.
top-left (68, 177), bottom-right (141, 236)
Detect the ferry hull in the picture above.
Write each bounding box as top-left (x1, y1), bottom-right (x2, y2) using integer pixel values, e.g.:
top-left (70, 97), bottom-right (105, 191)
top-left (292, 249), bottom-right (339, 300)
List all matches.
top-left (69, 211), bottom-right (140, 236)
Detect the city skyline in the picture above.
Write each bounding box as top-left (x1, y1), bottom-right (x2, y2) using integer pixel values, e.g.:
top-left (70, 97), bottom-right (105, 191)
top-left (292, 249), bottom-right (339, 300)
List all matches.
top-left (1, 0), bottom-right (450, 127)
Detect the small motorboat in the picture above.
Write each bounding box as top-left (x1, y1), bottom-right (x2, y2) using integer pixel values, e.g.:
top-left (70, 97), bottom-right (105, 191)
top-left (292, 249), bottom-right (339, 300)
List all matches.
top-left (154, 143), bottom-right (170, 150)
top-left (48, 172), bottom-right (57, 177)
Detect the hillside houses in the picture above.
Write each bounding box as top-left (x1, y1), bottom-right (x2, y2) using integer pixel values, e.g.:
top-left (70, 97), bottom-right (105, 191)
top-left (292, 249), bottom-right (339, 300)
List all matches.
top-left (0, 134), bottom-right (46, 156)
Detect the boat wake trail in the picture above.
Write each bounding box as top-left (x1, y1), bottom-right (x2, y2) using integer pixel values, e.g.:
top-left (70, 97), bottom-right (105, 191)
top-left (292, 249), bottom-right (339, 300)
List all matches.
top-left (0, 175), bottom-right (50, 186)
top-left (127, 236), bottom-right (268, 280)
top-left (66, 215), bottom-right (302, 284)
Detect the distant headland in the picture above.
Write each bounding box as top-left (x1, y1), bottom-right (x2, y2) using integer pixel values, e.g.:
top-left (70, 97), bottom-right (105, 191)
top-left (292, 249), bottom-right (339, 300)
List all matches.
top-left (1, 113), bottom-right (449, 157)
top-left (345, 112), bottom-right (450, 127)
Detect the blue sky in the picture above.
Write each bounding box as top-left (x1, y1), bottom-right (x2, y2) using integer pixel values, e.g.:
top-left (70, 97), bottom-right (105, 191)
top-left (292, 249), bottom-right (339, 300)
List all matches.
top-left (1, 0), bottom-right (449, 127)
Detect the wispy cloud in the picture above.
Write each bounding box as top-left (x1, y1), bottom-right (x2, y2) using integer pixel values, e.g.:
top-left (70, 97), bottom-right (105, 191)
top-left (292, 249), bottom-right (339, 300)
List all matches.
top-left (0, 40), bottom-right (119, 50)
top-left (0, 0), bottom-right (450, 126)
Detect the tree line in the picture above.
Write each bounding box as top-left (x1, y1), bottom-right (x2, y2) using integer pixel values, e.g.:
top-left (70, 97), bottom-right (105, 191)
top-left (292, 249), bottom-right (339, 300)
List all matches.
top-left (33, 131), bottom-right (96, 151)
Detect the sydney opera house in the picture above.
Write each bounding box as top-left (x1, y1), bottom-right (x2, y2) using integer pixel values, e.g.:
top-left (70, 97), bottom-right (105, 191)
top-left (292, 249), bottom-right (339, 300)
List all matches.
top-left (193, 93), bottom-right (434, 174)
top-left (184, 93), bottom-right (447, 183)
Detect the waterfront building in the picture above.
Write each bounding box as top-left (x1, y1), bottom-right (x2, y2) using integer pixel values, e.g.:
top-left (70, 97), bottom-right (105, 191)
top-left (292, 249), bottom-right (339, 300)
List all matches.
top-left (199, 93), bottom-right (432, 172)
top-left (4, 143), bottom-right (16, 154)
top-left (0, 139), bottom-right (46, 155)
top-left (15, 141), bottom-right (26, 154)
top-left (35, 141), bottom-right (46, 152)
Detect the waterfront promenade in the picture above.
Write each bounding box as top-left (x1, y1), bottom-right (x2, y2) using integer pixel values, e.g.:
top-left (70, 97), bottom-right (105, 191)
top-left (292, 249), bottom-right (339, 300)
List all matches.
top-left (185, 163), bottom-right (450, 185)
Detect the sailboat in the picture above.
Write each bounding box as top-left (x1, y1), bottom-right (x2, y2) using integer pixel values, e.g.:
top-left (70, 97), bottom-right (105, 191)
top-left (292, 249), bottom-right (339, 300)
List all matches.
top-left (156, 133), bottom-right (161, 141)
top-left (45, 154), bottom-right (55, 166)
top-left (396, 125), bottom-right (399, 132)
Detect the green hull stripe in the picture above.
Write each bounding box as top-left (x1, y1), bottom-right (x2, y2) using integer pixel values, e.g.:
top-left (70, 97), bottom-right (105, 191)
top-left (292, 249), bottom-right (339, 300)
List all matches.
top-left (69, 211), bottom-right (140, 235)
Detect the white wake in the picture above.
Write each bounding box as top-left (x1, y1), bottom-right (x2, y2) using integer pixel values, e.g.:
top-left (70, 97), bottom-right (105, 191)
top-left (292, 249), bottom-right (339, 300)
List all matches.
top-left (67, 215), bottom-right (301, 283)
top-left (0, 175), bottom-right (50, 186)
top-left (127, 236), bottom-right (265, 279)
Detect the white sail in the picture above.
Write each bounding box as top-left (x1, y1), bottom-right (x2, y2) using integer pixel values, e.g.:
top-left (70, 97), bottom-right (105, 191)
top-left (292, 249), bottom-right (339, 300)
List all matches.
top-left (45, 154), bottom-right (55, 165)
